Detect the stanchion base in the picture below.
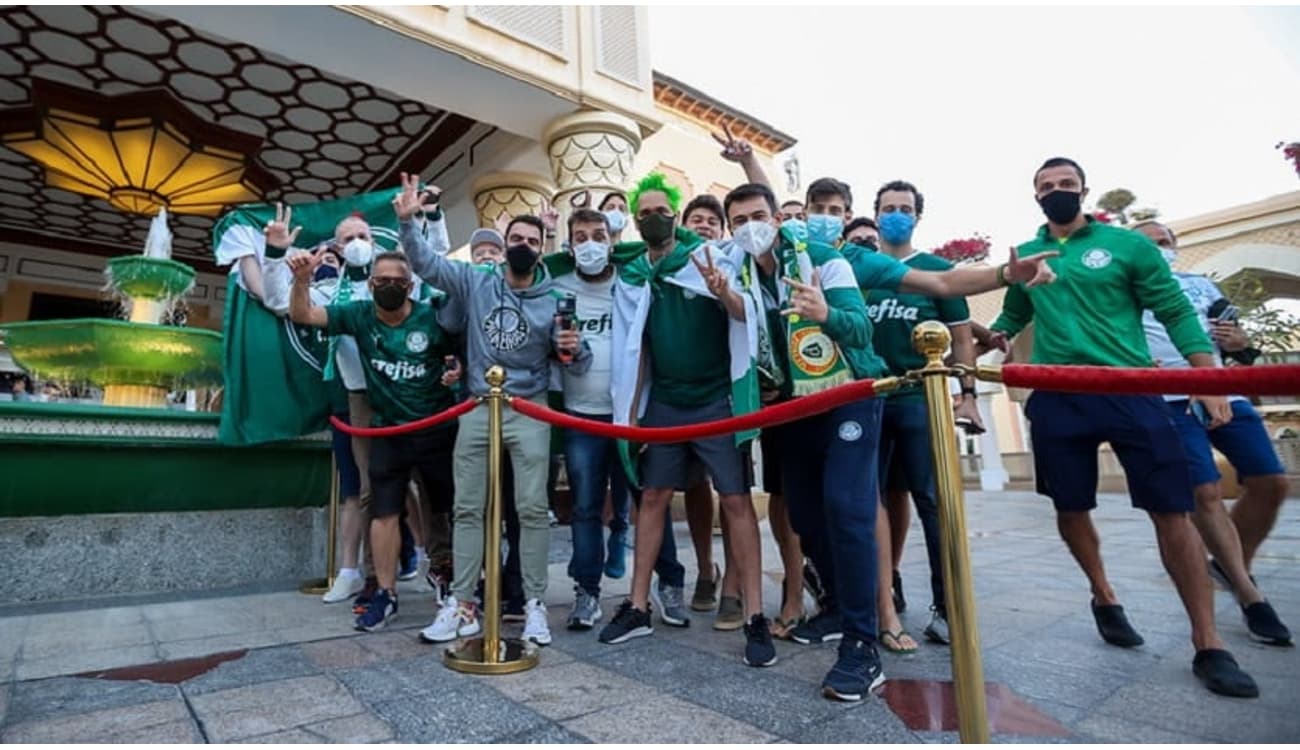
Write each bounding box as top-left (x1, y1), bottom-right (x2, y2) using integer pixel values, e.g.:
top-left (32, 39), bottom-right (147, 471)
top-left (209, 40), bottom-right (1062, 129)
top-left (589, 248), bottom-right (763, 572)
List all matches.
top-left (299, 577), bottom-right (329, 595)
top-left (443, 637), bottom-right (540, 675)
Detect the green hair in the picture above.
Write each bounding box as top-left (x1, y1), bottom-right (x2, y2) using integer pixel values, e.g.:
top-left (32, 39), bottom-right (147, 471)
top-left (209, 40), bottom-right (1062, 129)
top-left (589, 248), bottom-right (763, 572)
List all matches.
top-left (628, 172), bottom-right (682, 216)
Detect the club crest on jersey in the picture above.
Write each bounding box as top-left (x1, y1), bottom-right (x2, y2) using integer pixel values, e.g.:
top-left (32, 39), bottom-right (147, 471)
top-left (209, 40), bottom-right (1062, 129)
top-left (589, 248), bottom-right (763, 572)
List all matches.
top-left (1081, 248), bottom-right (1112, 269)
top-left (484, 306), bottom-right (529, 352)
top-left (405, 330), bottom-right (429, 353)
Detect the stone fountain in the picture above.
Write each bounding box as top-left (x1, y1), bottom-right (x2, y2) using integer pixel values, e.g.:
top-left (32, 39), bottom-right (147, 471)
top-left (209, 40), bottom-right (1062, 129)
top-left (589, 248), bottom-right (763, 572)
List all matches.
top-left (0, 209), bottom-right (221, 408)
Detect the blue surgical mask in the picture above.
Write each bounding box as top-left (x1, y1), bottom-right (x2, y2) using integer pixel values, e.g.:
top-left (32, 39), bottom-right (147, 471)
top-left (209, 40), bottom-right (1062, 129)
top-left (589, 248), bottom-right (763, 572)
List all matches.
top-left (878, 211), bottom-right (916, 246)
top-left (781, 218), bottom-right (808, 244)
top-left (603, 209), bottom-right (627, 234)
top-left (1160, 248), bottom-right (1177, 264)
top-left (806, 214), bottom-right (843, 245)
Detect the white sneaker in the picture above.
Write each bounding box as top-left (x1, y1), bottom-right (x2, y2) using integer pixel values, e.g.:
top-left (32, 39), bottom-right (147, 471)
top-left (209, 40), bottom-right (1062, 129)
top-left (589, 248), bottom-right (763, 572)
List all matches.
top-left (322, 571), bottom-right (364, 604)
top-left (523, 598), bottom-right (553, 646)
top-left (420, 596), bottom-right (481, 643)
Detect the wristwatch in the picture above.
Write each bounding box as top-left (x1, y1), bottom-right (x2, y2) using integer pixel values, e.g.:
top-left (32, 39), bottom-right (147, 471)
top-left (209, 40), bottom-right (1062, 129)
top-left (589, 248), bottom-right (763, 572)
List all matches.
top-left (961, 385), bottom-right (977, 398)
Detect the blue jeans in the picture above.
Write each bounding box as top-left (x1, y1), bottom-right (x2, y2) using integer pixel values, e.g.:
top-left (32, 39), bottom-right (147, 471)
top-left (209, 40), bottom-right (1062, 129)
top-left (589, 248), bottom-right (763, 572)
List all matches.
top-left (782, 399), bottom-right (883, 644)
top-left (879, 399), bottom-right (945, 612)
top-left (565, 413), bottom-right (684, 595)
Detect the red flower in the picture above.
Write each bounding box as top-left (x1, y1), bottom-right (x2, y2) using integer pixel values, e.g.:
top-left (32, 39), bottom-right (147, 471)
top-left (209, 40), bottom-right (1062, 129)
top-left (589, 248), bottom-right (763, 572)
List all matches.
top-left (1092, 210), bottom-right (1114, 224)
top-left (1279, 141), bottom-right (1300, 178)
top-left (932, 234), bottom-right (991, 265)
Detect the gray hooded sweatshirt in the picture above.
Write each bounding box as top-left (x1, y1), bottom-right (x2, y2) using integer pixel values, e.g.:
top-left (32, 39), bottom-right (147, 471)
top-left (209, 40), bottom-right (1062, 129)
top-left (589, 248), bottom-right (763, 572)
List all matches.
top-left (400, 219), bottom-right (590, 397)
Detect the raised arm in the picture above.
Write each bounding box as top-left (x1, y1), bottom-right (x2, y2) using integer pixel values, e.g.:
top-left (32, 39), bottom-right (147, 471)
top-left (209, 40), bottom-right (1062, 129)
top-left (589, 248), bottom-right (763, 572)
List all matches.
top-left (714, 123), bottom-right (772, 190)
top-left (394, 172), bottom-right (472, 298)
top-left (258, 203), bottom-right (306, 314)
top-left (287, 253), bottom-right (329, 329)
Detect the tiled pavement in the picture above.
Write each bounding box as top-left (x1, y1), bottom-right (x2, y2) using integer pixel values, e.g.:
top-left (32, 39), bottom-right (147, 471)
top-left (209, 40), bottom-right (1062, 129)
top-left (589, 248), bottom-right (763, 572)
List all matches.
top-left (1, 491), bottom-right (1297, 743)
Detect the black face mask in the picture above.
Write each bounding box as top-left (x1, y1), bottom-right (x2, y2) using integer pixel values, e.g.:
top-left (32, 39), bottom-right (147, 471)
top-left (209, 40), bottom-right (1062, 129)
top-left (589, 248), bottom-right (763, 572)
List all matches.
top-left (372, 283), bottom-right (407, 311)
top-left (637, 213), bottom-right (676, 245)
top-left (1037, 190), bottom-right (1082, 225)
top-left (505, 244), bottom-right (538, 276)
top-left (848, 238), bottom-right (879, 252)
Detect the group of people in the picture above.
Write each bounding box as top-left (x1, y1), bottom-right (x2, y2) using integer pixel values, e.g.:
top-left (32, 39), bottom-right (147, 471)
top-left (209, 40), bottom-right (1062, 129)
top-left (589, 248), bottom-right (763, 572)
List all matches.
top-left (245, 140), bottom-right (1288, 703)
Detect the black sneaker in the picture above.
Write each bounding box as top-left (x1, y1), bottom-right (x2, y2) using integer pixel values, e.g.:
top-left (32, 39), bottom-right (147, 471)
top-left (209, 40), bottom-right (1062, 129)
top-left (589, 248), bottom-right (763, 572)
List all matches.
top-left (743, 614), bottom-right (778, 667)
top-left (790, 609), bottom-right (843, 645)
top-left (892, 569), bottom-right (906, 614)
top-left (1192, 649), bottom-right (1258, 698)
top-left (802, 560), bottom-right (827, 608)
top-left (1209, 557), bottom-right (1258, 592)
top-left (352, 576), bottom-right (379, 615)
top-left (598, 600), bottom-right (653, 644)
top-left (1243, 601), bottom-right (1293, 646)
top-left (354, 588), bottom-right (397, 632)
top-left (1091, 600), bottom-right (1144, 648)
top-left (821, 638), bottom-right (885, 702)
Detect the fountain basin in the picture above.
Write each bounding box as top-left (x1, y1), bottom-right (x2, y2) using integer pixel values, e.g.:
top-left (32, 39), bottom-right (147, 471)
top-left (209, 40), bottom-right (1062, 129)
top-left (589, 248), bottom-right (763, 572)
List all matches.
top-left (1, 318), bottom-right (222, 389)
top-left (105, 256), bottom-right (197, 301)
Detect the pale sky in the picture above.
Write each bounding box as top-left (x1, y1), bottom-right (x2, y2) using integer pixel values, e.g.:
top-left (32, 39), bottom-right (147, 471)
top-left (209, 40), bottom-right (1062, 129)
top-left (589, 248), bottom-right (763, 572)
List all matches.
top-left (648, 5), bottom-right (1300, 263)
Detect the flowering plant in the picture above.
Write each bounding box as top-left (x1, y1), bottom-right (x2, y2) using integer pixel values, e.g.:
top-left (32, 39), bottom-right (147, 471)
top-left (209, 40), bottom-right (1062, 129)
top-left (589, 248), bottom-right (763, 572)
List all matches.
top-left (1278, 141), bottom-right (1300, 178)
top-left (932, 234), bottom-right (991, 265)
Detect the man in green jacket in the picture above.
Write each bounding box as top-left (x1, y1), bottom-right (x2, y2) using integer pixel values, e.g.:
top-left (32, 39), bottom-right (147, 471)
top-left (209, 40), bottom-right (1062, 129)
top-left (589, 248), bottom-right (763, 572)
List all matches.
top-left (990, 156), bottom-right (1257, 698)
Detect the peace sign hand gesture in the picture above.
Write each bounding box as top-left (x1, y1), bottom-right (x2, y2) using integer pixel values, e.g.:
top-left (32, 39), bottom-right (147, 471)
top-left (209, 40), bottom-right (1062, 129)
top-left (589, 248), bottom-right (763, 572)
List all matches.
top-left (264, 203), bottom-right (302, 250)
top-left (392, 172), bottom-right (423, 221)
top-left (781, 271), bottom-right (829, 324)
top-left (712, 122), bottom-right (754, 163)
top-left (690, 245), bottom-right (731, 299)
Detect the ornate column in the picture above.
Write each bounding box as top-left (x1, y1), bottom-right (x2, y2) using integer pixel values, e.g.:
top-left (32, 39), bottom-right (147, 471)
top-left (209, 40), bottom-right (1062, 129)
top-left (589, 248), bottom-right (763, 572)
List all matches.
top-left (543, 110), bottom-right (642, 236)
top-left (470, 171), bottom-right (555, 234)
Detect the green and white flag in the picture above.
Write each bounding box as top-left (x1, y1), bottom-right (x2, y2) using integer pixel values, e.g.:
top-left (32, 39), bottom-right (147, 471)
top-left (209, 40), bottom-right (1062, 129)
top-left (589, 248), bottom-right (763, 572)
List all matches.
top-left (211, 188), bottom-right (403, 445)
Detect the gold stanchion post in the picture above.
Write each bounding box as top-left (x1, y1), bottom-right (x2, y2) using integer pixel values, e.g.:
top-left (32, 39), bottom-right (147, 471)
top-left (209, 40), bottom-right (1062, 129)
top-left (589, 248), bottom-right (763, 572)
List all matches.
top-left (912, 320), bottom-right (990, 743)
top-left (445, 366), bottom-right (540, 674)
top-left (300, 455), bottom-right (340, 595)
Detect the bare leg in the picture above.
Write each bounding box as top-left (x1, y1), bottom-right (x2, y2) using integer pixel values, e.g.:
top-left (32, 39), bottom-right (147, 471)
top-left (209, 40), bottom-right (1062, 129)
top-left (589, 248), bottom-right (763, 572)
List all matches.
top-left (718, 493), bottom-right (763, 617)
top-left (340, 496), bottom-right (363, 570)
top-left (884, 489), bottom-right (911, 573)
top-left (876, 501), bottom-right (913, 647)
top-left (405, 480), bottom-right (427, 552)
top-left (371, 514), bottom-right (401, 592)
top-left (1189, 482), bottom-right (1263, 606)
top-left (1150, 511), bottom-right (1223, 651)
top-left (685, 480), bottom-right (716, 581)
top-left (1056, 511), bottom-right (1119, 605)
top-left (768, 493), bottom-right (805, 624)
top-left (631, 489), bottom-right (673, 610)
top-left (1230, 475), bottom-right (1289, 570)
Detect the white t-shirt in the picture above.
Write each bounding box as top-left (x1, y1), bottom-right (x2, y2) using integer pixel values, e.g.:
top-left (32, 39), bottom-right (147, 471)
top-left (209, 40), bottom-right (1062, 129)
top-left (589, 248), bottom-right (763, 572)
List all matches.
top-left (553, 271), bottom-right (615, 416)
top-left (1142, 271), bottom-right (1244, 403)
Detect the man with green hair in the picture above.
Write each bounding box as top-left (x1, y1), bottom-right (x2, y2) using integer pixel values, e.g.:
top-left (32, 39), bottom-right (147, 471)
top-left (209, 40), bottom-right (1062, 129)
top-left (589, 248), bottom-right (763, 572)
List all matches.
top-left (599, 172), bottom-right (777, 668)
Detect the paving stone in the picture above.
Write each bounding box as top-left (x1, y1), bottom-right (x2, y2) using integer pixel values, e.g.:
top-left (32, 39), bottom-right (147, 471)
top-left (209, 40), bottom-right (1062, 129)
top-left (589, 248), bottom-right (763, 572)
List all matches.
top-left (20, 622), bottom-right (155, 661)
top-left (582, 637), bottom-right (741, 692)
top-left (147, 610), bottom-right (268, 642)
top-left (561, 693), bottom-right (775, 744)
top-left (332, 654), bottom-right (453, 702)
top-left (0, 617), bottom-right (28, 663)
top-left (368, 685), bottom-right (551, 742)
top-left (1073, 714), bottom-right (1210, 743)
top-left (300, 637), bottom-right (383, 670)
top-left (5, 675), bottom-right (177, 724)
top-left (180, 645), bottom-right (319, 695)
top-left (497, 722), bottom-right (593, 743)
top-left (302, 710), bottom-right (395, 742)
top-left (356, 630), bottom-right (439, 662)
top-left (241, 727), bottom-right (322, 743)
top-left (15, 645), bottom-right (160, 681)
top-left (0, 698), bottom-right (189, 743)
top-left (675, 665), bottom-right (859, 740)
top-left (482, 660), bottom-right (659, 721)
top-left (158, 630), bottom-right (285, 661)
top-left (188, 674), bottom-right (363, 742)
top-left (1090, 673), bottom-right (1300, 742)
top-left (794, 698), bottom-right (919, 744)
top-left (0, 680), bottom-right (10, 726)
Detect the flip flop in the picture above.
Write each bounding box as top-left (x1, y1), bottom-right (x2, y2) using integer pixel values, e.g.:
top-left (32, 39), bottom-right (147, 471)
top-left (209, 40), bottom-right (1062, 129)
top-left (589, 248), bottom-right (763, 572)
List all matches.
top-left (879, 629), bottom-right (918, 655)
top-left (770, 615), bottom-right (806, 641)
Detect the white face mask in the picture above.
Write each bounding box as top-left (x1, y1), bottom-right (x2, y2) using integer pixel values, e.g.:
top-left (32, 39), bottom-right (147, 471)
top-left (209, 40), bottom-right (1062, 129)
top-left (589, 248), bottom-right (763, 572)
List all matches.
top-left (603, 209), bottom-right (628, 234)
top-left (1160, 248), bottom-right (1177, 264)
top-left (573, 240), bottom-right (610, 275)
top-left (733, 220), bottom-right (777, 257)
top-left (342, 238), bottom-right (374, 268)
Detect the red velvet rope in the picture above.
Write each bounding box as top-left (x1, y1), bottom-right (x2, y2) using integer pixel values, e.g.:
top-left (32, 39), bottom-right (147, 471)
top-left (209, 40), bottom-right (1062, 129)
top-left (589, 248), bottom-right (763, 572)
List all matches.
top-left (509, 379), bottom-right (880, 443)
top-left (1000, 364), bottom-right (1300, 396)
top-left (329, 397), bottom-right (479, 437)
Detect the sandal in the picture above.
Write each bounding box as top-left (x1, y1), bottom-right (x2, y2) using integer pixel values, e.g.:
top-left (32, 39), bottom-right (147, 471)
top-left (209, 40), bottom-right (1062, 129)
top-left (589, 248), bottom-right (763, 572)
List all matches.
top-left (771, 615), bottom-right (806, 640)
top-left (879, 629), bottom-right (918, 654)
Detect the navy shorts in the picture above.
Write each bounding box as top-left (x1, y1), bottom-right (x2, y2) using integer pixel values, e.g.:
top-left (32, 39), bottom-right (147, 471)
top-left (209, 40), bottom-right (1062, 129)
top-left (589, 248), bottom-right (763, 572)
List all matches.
top-left (1166, 399), bottom-right (1285, 487)
top-left (330, 412), bottom-right (362, 498)
top-left (1025, 392), bottom-right (1193, 514)
top-left (641, 397), bottom-right (751, 495)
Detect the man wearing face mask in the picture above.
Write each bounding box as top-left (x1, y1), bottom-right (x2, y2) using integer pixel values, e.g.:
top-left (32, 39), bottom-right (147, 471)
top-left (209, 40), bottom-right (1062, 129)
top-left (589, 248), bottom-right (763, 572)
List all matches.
top-left (394, 174), bottom-right (590, 648)
top-left (601, 172), bottom-right (776, 669)
top-left (541, 208), bottom-right (691, 630)
top-left (288, 250), bottom-right (459, 632)
top-left (990, 157), bottom-right (1257, 698)
top-left (599, 192), bottom-right (630, 244)
top-left (1133, 221), bottom-right (1291, 647)
top-left (727, 178), bottom-right (1059, 700)
top-left (842, 217), bottom-right (879, 249)
top-left (857, 180), bottom-right (981, 651)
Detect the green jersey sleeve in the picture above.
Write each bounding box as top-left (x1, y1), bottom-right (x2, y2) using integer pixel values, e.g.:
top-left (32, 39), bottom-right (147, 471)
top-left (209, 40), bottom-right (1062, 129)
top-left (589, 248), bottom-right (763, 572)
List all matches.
top-left (850, 250), bottom-right (910, 292)
top-left (991, 283), bottom-right (1034, 337)
top-left (324, 300), bottom-right (367, 337)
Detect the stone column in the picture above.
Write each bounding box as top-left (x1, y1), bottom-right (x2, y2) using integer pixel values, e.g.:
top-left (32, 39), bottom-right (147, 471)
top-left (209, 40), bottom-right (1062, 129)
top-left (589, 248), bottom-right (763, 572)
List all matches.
top-left (470, 171), bottom-right (555, 235)
top-left (543, 110), bottom-right (642, 238)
